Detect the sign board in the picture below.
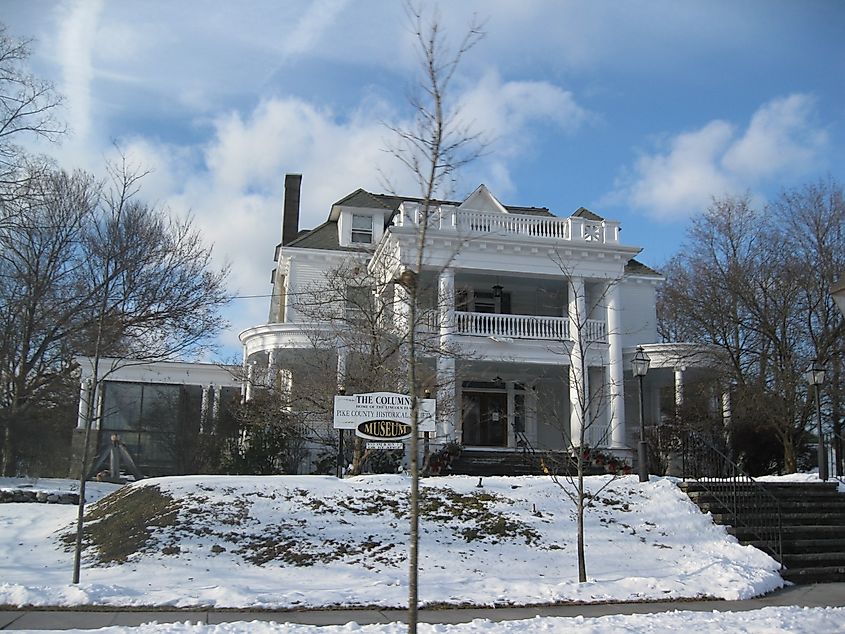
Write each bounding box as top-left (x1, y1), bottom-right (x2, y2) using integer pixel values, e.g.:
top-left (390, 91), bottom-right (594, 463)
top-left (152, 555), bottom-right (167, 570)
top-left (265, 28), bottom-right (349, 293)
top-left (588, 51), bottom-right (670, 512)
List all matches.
top-left (366, 441), bottom-right (404, 450)
top-left (333, 392), bottom-right (436, 435)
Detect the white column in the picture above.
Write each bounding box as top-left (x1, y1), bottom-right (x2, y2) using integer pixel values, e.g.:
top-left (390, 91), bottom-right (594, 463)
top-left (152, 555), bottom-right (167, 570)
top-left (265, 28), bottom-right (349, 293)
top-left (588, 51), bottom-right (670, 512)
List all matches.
top-left (437, 268), bottom-right (457, 440)
top-left (721, 387), bottom-right (732, 428)
top-left (245, 363), bottom-right (255, 401)
top-left (241, 346), bottom-right (248, 400)
top-left (200, 385), bottom-right (211, 434)
top-left (76, 379), bottom-right (93, 430)
top-left (436, 357), bottom-right (456, 440)
top-left (674, 367), bottom-right (685, 414)
top-left (606, 281), bottom-right (626, 447)
top-left (283, 264), bottom-right (296, 322)
top-left (93, 383), bottom-right (103, 430)
top-left (569, 276), bottom-right (586, 446)
top-left (211, 387), bottom-right (220, 431)
top-left (439, 268), bottom-right (456, 337)
top-left (393, 280), bottom-right (411, 335)
top-left (336, 348), bottom-right (348, 391)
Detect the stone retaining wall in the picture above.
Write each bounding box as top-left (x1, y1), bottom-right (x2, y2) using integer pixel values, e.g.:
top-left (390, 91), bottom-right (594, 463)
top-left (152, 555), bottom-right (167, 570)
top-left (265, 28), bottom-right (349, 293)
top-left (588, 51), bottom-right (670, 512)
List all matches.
top-left (0, 488), bottom-right (79, 504)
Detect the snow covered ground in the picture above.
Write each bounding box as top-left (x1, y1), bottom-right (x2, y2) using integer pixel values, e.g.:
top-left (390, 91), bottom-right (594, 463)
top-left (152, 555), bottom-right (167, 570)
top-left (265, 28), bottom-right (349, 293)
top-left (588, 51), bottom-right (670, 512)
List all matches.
top-left (0, 474), bottom-right (783, 611)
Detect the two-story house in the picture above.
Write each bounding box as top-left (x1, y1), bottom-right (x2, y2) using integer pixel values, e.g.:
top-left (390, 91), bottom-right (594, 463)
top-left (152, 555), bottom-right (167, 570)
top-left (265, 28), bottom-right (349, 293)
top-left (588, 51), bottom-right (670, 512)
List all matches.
top-left (240, 175), bottom-right (720, 466)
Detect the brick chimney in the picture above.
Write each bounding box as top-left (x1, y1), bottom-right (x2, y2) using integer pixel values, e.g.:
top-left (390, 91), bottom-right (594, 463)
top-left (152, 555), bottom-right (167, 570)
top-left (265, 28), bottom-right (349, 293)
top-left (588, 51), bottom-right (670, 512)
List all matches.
top-left (281, 174), bottom-right (302, 245)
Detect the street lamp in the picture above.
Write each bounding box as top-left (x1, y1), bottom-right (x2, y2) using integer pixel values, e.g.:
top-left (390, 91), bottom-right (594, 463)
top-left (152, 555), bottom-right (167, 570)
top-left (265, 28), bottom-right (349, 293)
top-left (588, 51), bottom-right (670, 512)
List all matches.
top-left (805, 360), bottom-right (827, 481)
top-left (632, 346), bottom-right (651, 483)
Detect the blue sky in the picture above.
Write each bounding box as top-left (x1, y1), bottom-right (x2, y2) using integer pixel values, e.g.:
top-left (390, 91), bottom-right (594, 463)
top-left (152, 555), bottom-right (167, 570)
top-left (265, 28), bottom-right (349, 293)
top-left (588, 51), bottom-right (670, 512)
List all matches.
top-left (5, 0), bottom-right (844, 360)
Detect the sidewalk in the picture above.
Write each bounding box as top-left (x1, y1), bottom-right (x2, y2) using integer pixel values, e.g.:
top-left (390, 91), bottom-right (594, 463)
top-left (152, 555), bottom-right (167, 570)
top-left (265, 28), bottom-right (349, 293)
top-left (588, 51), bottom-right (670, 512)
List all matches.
top-left (2, 583), bottom-right (843, 630)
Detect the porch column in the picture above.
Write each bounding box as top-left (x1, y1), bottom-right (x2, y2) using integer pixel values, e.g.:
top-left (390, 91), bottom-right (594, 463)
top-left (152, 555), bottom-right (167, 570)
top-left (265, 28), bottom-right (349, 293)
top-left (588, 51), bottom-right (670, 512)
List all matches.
top-left (336, 348), bottom-right (348, 390)
top-left (606, 281), bottom-right (626, 447)
top-left (674, 367), bottom-right (685, 416)
top-left (721, 387), bottom-right (732, 427)
top-left (241, 347), bottom-right (248, 400)
top-left (569, 276), bottom-right (586, 446)
top-left (439, 268), bottom-right (456, 336)
top-left (436, 357), bottom-right (456, 440)
top-left (211, 386), bottom-right (221, 430)
top-left (245, 363), bottom-right (255, 402)
top-left (93, 382), bottom-right (103, 429)
top-left (437, 268), bottom-right (457, 440)
top-left (393, 280), bottom-right (412, 336)
top-left (200, 385), bottom-right (211, 434)
top-left (76, 378), bottom-right (93, 430)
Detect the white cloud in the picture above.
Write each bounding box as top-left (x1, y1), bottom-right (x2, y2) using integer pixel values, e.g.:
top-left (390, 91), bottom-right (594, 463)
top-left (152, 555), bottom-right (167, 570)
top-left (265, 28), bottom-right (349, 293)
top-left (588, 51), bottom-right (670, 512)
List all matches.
top-left (456, 70), bottom-right (591, 197)
top-left (458, 70), bottom-right (590, 149)
top-left (722, 94), bottom-right (827, 179)
top-left (611, 94), bottom-right (828, 219)
top-left (55, 0), bottom-right (103, 148)
top-left (281, 0), bottom-right (351, 60)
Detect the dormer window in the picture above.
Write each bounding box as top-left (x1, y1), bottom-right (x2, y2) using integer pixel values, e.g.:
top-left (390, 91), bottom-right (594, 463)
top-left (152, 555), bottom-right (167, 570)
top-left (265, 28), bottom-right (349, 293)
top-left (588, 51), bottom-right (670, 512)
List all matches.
top-left (351, 214), bottom-right (373, 243)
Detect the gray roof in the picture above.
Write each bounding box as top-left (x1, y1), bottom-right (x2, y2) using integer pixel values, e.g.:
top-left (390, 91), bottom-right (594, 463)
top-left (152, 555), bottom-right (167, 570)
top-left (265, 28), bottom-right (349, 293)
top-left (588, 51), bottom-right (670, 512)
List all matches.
top-left (285, 221), bottom-right (367, 252)
top-left (333, 189), bottom-right (400, 211)
top-left (625, 258), bottom-right (662, 277)
top-left (572, 207), bottom-right (605, 221)
top-left (334, 189), bottom-right (554, 217)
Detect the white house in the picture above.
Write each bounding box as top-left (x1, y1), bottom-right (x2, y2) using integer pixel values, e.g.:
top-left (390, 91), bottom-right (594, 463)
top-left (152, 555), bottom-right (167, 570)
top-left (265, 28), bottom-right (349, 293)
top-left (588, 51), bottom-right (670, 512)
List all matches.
top-left (73, 174), bottom-right (724, 476)
top-left (239, 175), bottom-right (723, 464)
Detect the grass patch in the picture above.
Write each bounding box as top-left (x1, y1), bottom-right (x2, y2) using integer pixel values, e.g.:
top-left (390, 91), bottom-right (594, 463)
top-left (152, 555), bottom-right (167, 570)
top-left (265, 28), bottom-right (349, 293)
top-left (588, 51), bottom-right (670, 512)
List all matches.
top-left (60, 485), bottom-right (180, 565)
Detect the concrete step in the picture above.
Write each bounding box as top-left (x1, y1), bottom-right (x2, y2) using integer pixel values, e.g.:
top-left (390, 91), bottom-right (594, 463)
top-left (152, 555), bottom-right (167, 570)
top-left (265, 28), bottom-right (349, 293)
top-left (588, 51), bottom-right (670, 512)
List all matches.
top-left (781, 565), bottom-right (845, 584)
top-left (729, 524), bottom-right (844, 541)
top-left (781, 552), bottom-right (845, 567)
top-left (710, 511), bottom-right (845, 525)
top-left (747, 537), bottom-right (845, 554)
top-left (678, 480), bottom-right (839, 496)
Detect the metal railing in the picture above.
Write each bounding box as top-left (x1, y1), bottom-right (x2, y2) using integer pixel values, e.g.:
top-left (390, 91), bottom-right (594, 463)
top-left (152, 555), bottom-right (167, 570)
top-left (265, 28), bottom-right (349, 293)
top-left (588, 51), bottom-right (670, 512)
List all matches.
top-left (825, 431), bottom-right (845, 484)
top-left (680, 430), bottom-right (783, 566)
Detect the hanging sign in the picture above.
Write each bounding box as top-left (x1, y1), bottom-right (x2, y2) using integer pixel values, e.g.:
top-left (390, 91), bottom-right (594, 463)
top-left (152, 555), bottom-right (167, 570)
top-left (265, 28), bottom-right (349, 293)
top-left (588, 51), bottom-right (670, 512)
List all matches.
top-left (333, 391), bottom-right (436, 436)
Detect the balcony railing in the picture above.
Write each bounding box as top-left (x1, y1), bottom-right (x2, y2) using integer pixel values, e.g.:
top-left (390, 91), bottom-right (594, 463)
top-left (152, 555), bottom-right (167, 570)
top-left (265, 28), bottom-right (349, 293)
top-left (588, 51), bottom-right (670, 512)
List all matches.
top-left (454, 312), bottom-right (607, 343)
top-left (394, 205), bottom-right (621, 245)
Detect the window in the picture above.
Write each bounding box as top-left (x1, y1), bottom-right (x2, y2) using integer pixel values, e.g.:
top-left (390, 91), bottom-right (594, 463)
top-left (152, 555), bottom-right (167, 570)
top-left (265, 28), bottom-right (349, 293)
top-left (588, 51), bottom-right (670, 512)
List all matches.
top-left (351, 214), bottom-right (373, 243)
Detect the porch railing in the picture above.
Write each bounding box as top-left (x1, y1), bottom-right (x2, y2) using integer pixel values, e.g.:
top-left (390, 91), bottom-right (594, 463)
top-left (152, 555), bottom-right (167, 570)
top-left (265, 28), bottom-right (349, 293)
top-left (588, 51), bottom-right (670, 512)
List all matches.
top-left (455, 312), bottom-right (569, 340)
top-left (454, 311), bottom-right (607, 343)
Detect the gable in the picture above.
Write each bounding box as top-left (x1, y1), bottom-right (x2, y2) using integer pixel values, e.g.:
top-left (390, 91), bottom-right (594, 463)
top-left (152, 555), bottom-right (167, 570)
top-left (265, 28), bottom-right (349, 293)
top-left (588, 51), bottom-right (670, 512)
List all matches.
top-left (457, 184), bottom-right (509, 214)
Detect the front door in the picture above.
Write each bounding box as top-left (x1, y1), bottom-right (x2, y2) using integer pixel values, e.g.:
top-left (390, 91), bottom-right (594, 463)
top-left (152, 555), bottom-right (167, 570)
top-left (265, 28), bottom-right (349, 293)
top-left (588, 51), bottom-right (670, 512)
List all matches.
top-left (462, 391), bottom-right (508, 447)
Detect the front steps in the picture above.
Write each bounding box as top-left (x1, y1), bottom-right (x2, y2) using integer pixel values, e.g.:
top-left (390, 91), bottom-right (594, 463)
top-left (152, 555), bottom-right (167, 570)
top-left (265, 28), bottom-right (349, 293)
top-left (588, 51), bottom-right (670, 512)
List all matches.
top-left (679, 480), bottom-right (845, 584)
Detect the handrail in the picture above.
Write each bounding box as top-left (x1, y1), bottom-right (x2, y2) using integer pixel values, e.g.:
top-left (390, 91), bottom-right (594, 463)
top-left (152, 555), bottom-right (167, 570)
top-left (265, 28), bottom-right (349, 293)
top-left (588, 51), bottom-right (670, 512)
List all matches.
top-left (825, 431), bottom-right (845, 484)
top-left (680, 430), bottom-right (783, 568)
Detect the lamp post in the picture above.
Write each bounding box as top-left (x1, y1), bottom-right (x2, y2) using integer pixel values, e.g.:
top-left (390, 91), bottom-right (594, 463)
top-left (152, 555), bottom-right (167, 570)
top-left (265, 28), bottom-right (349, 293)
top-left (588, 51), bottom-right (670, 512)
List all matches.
top-left (632, 346), bottom-right (651, 483)
top-left (805, 360), bottom-right (827, 481)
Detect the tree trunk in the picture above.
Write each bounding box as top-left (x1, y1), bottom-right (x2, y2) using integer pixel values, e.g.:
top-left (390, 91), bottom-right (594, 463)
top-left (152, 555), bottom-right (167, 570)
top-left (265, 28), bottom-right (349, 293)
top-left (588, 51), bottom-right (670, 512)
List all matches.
top-left (782, 435), bottom-right (797, 474)
top-left (576, 473), bottom-right (587, 582)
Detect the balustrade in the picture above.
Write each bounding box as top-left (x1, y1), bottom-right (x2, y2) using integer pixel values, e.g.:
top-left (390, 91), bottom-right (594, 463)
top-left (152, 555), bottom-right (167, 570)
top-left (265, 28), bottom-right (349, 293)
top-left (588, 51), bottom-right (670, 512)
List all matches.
top-left (395, 206), bottom-right (620, 245)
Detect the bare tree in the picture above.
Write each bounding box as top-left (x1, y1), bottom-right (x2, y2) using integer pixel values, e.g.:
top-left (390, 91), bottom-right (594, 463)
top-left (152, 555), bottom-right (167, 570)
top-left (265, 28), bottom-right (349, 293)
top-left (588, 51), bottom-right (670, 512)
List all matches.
top-left (658, 182), bottom-right (845, 473)
top-left (386, 5), bottom-right (485, 630)
top-left (0, 169), bottom-right (100, 475)
top-left (0, 24), bottom-right (64, 213)
top-left (70, 155), bottom-right (230, 582)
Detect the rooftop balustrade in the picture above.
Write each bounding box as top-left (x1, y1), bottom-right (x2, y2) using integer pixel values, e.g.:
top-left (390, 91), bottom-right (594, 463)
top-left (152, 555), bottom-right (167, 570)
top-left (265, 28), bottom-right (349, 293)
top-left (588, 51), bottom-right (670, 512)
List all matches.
top-left (393, 205), bottom-right (621, 245)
